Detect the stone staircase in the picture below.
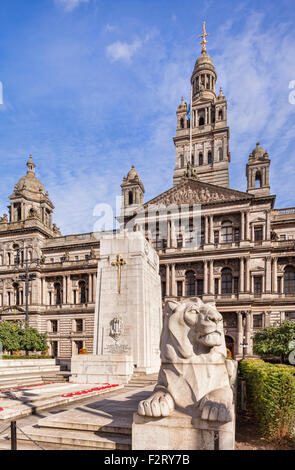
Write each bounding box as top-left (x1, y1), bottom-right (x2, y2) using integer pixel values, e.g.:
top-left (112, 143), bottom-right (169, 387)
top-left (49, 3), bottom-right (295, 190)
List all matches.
top-left (7, 372), bottom-right (158, 450)
top-left (0, 360), bottom-right (63, 389)
top-left (125, 371), bottom-right (158, 388)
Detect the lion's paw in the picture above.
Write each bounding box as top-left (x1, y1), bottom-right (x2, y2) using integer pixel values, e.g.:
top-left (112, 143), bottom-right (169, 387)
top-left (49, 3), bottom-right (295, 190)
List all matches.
top-left (198, 397), bottom-right (232, 423)
top-left (138, 391), bottom-right (175, 417)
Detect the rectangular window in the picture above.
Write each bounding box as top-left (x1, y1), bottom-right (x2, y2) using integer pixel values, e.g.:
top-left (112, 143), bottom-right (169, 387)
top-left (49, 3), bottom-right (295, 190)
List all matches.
top-left (197, 279), bottom-right (204, 296)
top-left (75, 341), bottom-right (83, 355)
top-left (254, 226), bottom-right (263, 241)
top-left (233, 277), bottom-right (239, 294)
top-left (254, 277), bottom-right (262, 295)
top-left (286, 312), bottom-right (295, 321)
top-left (200, 232), bottom-right (205, 245)
top-left (215, 279), bottom-right (219, 295)
top-left (280, 234), bottom-right (286, 240)
top-left (234, 228), bottom-right (240, 242)
top-left (76, 319), bottom-right (83, 332)
top-left (253, 314), bottom-right (263, 328)
top-left (214, 231), bottom-right (219, 244)
top-left (51, 320), bottom-right (58, 333)
top-left (177, 281), bottom-right (183, 297)
top-left (277, 277), bottom-right (281, 293)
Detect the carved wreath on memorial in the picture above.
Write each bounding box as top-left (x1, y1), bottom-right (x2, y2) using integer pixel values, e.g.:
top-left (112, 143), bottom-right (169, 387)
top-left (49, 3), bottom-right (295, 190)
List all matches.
top-left (109, 316), bottom-right (124, 343)
top-left (138, 298), bottom-right (236, 423)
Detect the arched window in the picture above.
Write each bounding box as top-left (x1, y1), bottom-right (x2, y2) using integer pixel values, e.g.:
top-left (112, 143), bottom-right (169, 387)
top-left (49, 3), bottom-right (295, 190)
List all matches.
top-left (199, 116), bottom-right (204, 126)
top-left (221, 268), bottom-right (232, 294)
top-left (191, 154), bottom-right (195, 166)
top-left (221, 221), bottom-right (233, 243)
top-left (54, 282), bottom-right (62, 305)
top-left (180, 118), bottom-right (184, 129)
top-left (79, 281), bottom-right (88, 304)
top-left (199, 152), bottom-right (203, 166)
top-left (218, 147), bottom-right (223, 161)
top-left (208, 151), bottom-right (213, 164)
top-left (180, 155), bottom-right (184, 168)
top-left (185, 270), bottom-right (195, 296)
top-left (218, 109), bottom-right (223, 120)
top-left (13, 282), bottom-right (20, 306)
top-left (255, 172), bottom-right (262, 188)
top-left (284, 266), bottom-right (295, 295)
top-left (128, 191), bottom-right (133, 205)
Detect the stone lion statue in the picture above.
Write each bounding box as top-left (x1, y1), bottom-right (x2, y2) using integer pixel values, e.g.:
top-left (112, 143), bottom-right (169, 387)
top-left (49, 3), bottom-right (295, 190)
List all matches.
top-left (138, 298), bottom-right (236, 423)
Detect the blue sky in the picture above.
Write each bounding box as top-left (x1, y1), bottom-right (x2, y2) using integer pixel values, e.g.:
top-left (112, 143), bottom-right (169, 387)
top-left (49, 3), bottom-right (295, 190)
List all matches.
top-left (0, 0), bottom-right (295, 234)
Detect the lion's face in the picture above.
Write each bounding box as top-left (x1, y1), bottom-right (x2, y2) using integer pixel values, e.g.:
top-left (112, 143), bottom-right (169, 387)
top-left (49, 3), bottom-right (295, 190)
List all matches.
top-left (183, 301), bottom-right (224, 349)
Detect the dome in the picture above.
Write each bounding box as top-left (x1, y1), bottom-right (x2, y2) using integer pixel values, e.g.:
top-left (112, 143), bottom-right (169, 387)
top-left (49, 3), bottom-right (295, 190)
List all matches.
top-left (127, 165), bottom-right (139, 181)
top-left (192, 51), bottom-right (217, 78)
top-left (14, 155), bottom-right (45, 196)
top-left (249, 142), bottom-right (269, 161)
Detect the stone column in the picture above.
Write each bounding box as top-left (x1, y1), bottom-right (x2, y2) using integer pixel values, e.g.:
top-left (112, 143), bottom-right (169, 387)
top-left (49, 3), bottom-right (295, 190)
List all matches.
top-left (88, 273), bottom-right (93, 303)
top-left (167, 221), bottom-right (171, 249)
top-left (209, 216), bottom-right (214, 244)
top-left (265, 210), bottom-right (271, 241)
top-left (241, 212), bottom-right (245, 241)
top-left (265, 256), bottom-right (272, 293)
top-left (245, 258), bottom-right (250, 292)
top-left (237, 311), bottom-right (243, 357)
top-left (62, 276), bottom-right (67, 305)
top-left (239, 257), bottom-right (244, 293)
top-left (171, 221), bottom-right (177, 248)
top-left (41, 277), bottom-right (44, 305)
top-left (204, 260), bottom-right (208, 294)
top-left (245, 212), bottom-right (250, 240)
top-left (171, 264), bottom-right (176, 296)
top-left (245, 311), bottom-right (252, 355)
top-left (209, 259), bottom-right (214, 294)
top-left (272, 257), bottom-right (278, 293)
top-left (93, 273), bottom-right (97, 302)
top-left (165, 264), bottom-right (170, 297)
top-left (204, 216), bottom-right (209, 244)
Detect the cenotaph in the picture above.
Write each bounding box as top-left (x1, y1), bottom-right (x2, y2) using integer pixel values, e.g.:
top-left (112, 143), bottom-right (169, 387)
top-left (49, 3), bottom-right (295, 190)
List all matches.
top-left (70, 231), bottom-right (162, 384)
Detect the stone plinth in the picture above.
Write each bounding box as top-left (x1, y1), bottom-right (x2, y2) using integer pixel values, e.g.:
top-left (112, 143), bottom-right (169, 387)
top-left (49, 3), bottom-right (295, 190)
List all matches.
top-left (70, 354), bottom-right (133, 384)
top-left (132, 411), bottom-right (235, 450)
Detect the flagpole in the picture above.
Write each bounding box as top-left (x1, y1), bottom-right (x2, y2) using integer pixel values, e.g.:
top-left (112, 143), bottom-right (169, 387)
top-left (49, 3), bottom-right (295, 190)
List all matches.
top-left (189, 85), bottom-right (193, 165)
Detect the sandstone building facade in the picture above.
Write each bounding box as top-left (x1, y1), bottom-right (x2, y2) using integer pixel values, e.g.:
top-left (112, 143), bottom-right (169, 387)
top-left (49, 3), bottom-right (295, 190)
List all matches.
top-left (0, 25), bottom-right (294, 360)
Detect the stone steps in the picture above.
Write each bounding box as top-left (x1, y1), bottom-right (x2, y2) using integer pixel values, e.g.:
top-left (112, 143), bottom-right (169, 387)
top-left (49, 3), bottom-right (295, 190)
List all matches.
top-left (0, 359), bottom-right (63, 388)
top-left (0, 376), bottom-right (43, 388)
top-left (126, 372), bottom-right (158, 388)
top-left (15, 425), bottom-right (131, 450)
top-left (38, 415), bottom-right (132, 435)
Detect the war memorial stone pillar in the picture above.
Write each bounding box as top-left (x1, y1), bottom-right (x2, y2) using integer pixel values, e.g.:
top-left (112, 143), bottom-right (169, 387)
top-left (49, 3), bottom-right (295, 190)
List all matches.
top-left (70, 231), bottom-right (162, 384)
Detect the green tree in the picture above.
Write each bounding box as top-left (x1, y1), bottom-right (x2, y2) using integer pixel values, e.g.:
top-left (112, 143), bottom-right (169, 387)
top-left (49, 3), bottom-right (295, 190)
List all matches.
top-left (19, 326), bottom-right (48, 352)
top-left (0, 321), bottom-right (48, 354)
top-left (0, 321), bottom-right (21, 353)
top-left (253, 321), bottom-right (295, 363)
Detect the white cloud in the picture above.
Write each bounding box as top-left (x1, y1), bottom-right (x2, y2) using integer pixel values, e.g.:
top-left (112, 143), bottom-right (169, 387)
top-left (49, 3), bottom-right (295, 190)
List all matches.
top-left (106, 39), bottom-right (142, 63)
top-left (54, 0), bottom-right (89, 12)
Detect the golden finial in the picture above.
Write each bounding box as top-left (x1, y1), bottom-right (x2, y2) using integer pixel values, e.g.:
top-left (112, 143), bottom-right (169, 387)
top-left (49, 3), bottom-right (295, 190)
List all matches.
top-left (199, 21), bottom-right (209, 53)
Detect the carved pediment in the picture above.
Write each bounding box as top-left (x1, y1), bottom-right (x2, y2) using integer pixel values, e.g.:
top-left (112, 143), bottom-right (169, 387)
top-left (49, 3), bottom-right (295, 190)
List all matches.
top-left (144, 178), bottom-right (252, 208)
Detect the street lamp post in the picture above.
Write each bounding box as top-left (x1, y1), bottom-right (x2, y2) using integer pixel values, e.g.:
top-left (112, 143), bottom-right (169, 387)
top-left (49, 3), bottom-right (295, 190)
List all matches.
top-left (14, 247), bottom-right (40, 324)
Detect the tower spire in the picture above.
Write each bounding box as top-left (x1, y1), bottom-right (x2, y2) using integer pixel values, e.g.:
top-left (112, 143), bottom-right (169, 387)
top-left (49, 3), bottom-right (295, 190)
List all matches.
top-left (199, 21), bottom-right (209, 53)
top-left (26, 154), bottom-right (36, 176)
